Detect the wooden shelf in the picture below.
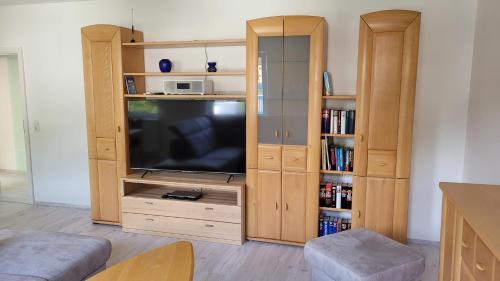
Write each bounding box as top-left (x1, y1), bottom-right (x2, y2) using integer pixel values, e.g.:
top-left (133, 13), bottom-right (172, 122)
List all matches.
top-left (320, 170), bottom-right (353, 175)
top-left (125, 94), bottom-right (246, 100)
top-left (124, 71), bottom-right (246, 77)
top-left (319, 207), bottom-right (352, 213)
top-left (322, 95), bottom-right (356, 100)
top-left (122, 39), bottom-right (246, 48)
top-left (321, 133), bottom-right (354, 138)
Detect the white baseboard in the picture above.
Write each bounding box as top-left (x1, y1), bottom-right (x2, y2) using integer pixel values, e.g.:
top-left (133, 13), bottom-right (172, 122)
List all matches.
top-left (34, 201), bottom-right (90, 210)
top-left (408, 238), bottom-right (440, 247)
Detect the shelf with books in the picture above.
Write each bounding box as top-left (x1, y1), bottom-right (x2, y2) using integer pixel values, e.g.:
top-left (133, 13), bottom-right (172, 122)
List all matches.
top-left (319, 207), bottom-right (352, 213)
top-left (321, 133), bottom-right (354, 138)
top-left (320, 170), bottom-right (353, 175)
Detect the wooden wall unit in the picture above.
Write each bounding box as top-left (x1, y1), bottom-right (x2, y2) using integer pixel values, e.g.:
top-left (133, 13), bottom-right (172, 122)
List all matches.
top-left (352, 10), bottom-right (420, 243)
top-left (439, 182), bottom-right (500, 281)
top-left (81, 25), bottom-right (144, 224)
top-left (246, 16), bottom-right (325, 244)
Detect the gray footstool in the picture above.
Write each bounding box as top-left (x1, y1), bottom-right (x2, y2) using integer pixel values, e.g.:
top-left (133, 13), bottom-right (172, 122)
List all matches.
top-left (304, 228), bottom-right (425, 281)
top-left (0, 230), bottom-right (111, 281)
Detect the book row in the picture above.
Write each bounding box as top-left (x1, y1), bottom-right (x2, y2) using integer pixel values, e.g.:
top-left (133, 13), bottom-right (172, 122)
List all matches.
top-left (319, 183), bottom-right (352, 210)
top-left (322, 109), bottom-right (356, 134)
top-left (319, 215), bottom-right (352, 237)
top-left (321, 139), bottom-right (354, 172)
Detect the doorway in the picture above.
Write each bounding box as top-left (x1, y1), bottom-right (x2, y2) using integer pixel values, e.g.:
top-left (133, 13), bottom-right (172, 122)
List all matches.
top-left (0, 48), bottom-right (34, 204)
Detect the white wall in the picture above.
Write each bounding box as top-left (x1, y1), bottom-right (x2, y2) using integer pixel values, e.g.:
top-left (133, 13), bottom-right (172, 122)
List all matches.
top-left (0, 0), bottom-right (478, 241)
top-left (463, 0), bottom-right (500, 184)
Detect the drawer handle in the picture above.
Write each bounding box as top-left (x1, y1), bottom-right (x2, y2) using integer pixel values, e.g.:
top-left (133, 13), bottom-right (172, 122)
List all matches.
top-left (145, 218), bottom-right (154, 222)
top-left (264, 156), bottom-right (274, 160)
top-left (475, 263), bottom-right (486, 272)
top-left (144, 202), bottom-right (154, 205)
top-left (275, 202), bottom-right (278, 210)
top-left (205, 207), bottom-right (214, 211)
top-left (285, 203), bottom-right (289, 211)
top-left (379, 162), bottom-right (387, 166)
top-left (291, 157), bottom-right (299, 161)
top-left (105, 148), bottom-right (110, 151)
top-left (461, 241), bottom-right (470, 249)
top-left (205, 224), bottom-right (215, 228)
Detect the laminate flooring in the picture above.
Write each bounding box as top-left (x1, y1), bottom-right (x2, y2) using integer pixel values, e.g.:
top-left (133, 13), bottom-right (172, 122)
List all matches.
top-left (0, 202), bottom-right (439, 281)
top-left (0, 171), bottom-right (32, 204)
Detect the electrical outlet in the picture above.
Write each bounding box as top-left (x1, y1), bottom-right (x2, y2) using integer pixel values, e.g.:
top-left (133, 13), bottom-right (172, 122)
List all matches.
top-left (34, 121), bottom-right (40, 132)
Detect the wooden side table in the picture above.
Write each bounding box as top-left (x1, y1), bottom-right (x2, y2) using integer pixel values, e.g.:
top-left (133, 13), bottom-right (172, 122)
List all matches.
top-left (89, 241), bottom-right (194, 281)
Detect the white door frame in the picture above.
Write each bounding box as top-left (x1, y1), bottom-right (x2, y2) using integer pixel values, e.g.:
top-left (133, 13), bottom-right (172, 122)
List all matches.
top-left (0, 47), bottom-right (35, 204)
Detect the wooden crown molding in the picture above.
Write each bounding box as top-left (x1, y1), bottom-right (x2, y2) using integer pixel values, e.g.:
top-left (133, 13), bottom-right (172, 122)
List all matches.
top-left (361, 10), bottom-right (420, 32)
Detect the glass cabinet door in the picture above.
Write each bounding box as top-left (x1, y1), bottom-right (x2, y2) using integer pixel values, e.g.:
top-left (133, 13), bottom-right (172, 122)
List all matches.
top-left (283, 36), bottom-right (310, 145)
top-left (258, 36), bottom-right (284, 144)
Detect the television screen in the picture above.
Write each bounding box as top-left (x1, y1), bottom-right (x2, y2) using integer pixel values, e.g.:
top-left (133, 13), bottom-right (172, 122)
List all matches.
top-left (128, 99), bottom-right (246, 174)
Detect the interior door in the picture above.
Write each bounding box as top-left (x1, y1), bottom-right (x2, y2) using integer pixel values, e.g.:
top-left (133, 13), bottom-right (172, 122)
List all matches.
top-left (257, 170), bottom-right (282, 240)
top-left (282, 36), bottom-right (309, 145)
top-left (281, 171), bottom-right (306, 242)
top-left (258, 36), bottom-right (283, 144)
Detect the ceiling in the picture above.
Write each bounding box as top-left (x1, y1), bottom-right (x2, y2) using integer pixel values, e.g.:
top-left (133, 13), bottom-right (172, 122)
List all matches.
top-left (0, 0), bottom-right (92, 6)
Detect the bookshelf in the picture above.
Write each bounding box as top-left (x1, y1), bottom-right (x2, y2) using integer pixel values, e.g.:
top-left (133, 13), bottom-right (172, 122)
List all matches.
top-left (318, 93), bottom-right (356, 237)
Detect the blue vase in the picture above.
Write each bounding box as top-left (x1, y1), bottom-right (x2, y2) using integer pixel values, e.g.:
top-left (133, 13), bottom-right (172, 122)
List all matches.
top-left (159, 59), bottom-right (172, 73)
top-left (207, 62), bottom-right (217, 72)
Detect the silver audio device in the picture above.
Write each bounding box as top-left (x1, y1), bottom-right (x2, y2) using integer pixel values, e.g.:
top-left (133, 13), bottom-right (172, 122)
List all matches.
top-left (163, 79), bottom-right (213, 95)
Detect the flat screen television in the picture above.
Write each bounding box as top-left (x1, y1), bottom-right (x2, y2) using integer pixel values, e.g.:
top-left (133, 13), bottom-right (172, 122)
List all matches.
top-left (128, 99), bottom-right (246, 174)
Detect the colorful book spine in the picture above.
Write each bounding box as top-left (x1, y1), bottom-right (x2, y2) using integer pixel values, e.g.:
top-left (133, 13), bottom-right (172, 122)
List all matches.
top-left (322, 109), bottom-right (329, 133)
top-left (333, 110), bottom-right (338, 134)
top-left (336, 184), bottom-right (342, 209)
top-left (340, 110), bottom-right (346, 134)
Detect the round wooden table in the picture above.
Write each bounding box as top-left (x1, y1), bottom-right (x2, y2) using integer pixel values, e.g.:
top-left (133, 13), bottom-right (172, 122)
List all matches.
top-left (89, 241), bottom-right (194, 281)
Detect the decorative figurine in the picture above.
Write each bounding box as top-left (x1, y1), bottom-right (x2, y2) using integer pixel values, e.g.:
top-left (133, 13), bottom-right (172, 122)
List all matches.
top-left (207, 62), bottom-right (217, 72)
top-left (159, 59), bottom-right (172, 72)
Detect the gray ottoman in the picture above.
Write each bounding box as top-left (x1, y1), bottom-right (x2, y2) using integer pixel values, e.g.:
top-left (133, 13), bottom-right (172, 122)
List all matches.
top-left (0, 230), bottom-right (111, 281)
top-left (304, 229), bottom-right (425, 281)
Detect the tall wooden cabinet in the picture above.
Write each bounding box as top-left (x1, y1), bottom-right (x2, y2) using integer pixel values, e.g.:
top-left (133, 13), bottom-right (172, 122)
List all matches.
top-left (81, 25), bottom-right (144, 224)
top-left (352, 10), bottom-right (421, 243)
top-left (246, 16), bottom-right (326, 244)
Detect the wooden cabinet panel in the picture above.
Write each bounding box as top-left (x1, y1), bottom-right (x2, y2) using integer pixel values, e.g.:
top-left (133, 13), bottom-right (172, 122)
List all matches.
top-left (258, 145), bottom-right (282, 171)
top-left (97, 160), bottom-right (119, 222)
top-left (474, 237), bottom-right (495, 281)
top-left (367, 32), bottom-right (404, 151)
top-left (96, 138), bottom-right (116, 160)
top-left (88, 159), bottom-right (101, 220)
top-left (461, 261), bottom-right (475, 281)
top-left (282, 146), bottom-right (307, 172)
top-left (393, 179), bottom-right (409, 243)
top-left (364, 177), bottom-right (395, 237)
top-left (494, 259), bottom-right (500, 281)
top-left (462, 220), bottom-right (476, 270)
top-left (352, 176), bottom-right (366, 228)
top-left (90, 42), bottom-right (116, 139)
top-left (367, 149), bottom-right (396, 178)
top-left (257, 170), bottom-right (282, 240)
top-left (246, 169), bottom-right (258, 237)
top-left (439, 196), bottom-right (457, 281)
top-left (281, 172), bottom-right (306, 243)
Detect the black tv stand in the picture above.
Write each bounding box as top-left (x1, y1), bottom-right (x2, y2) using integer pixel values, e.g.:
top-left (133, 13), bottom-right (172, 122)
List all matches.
top-left (140, 170), bottom-right (154, 178)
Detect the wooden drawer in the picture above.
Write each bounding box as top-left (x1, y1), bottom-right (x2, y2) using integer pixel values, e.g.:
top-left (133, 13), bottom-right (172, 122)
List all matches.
top-left (122, 212), bottom-right (241, 242)
top-left (367, 150), bottom-right (396, 178)
top-left (122, 196), bottom-right (241, 223)
top-left (474, 237), bottom-right (495, 281)
top-left (96, 138), bottom-right (116, 160)
top-left (258, 145), bottom-right (281, 171)
top-left (282, 146), bottom-right (307, 172)
top-left (461, 261), bottom-right (475, 281)
top-left (462, 220), bottom-right (476, 270)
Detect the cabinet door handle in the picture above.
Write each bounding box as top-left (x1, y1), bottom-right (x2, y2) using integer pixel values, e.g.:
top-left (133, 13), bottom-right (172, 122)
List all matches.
top-left (264, 156), bottom-right (274, 160)
top-left (475, 263), bottom-right (486, 272)
top-left (285, 203), bottom-right (289, 210)
top-left (285, 131), bottom-right (290, 138)
top-left (145, 218), bottom-right (154, 222)
top-left (461, 241), bottom-right (470, 248)
top-left (205, 224), bottom-right (215, 228)
top-left (379, 163), bottom-right (387, 166)
top-left (144, 202), bottom-right (154, 205)
top-left (205, 207), bottom-right (214, 211)
top-left (274, 130), bottom-right (280, 138)
top-left (360, 134), bottom-right (364, 142)
top-left (357, 210), bottom-right (361, 218)
top-left (117, 126), bottom-right (121, 133)
top-left (275, 202), bottom-right (278, 210)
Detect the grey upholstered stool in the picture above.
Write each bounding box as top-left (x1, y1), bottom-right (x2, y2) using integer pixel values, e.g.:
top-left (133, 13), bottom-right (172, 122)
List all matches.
top-left (0, 230), bottom-right (111, 281)
top-left (304, 228), bottom-right (425, 281)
